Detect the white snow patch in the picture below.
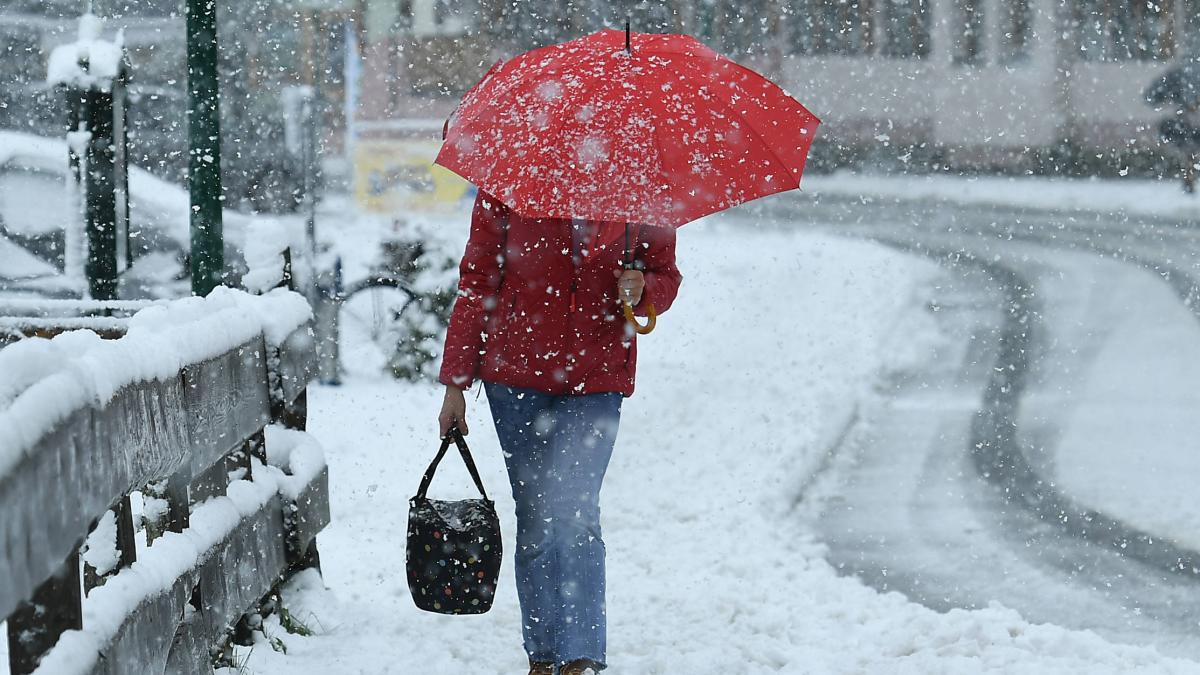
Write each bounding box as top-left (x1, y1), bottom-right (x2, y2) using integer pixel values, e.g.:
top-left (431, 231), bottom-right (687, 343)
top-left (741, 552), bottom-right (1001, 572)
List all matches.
top-left (1033, 255), bottom-right (1200, 554)
top-left (46, 14), bottom-right (124, 90)
top-left (81, 509), bottom-right (119, 576)
top-left (243, 219), bottom-right (303, 294)
top-left (0, 236), bottom-right (58, 279)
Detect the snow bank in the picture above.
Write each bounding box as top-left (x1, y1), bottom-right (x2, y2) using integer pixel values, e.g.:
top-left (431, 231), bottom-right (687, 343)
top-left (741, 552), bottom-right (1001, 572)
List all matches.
top-left (0, 130), bottom-right (63, 168)
top-left (34, 428), bottom-right (328, 675)
top-left (805, 171), bottom-right (1200, 220)
top-left (1033, 254), bottom-right (1200, 554)
top-left (0, 236), bottom-right (58, 280)
top-left (0, 129), bottom-right (243, 255)
top-left (0, 288), bottom-right (311, 482)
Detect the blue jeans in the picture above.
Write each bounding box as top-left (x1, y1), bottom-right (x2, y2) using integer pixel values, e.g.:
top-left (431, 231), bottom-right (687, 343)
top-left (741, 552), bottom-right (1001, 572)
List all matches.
top-left (485, 382), bottom-right (622, 669)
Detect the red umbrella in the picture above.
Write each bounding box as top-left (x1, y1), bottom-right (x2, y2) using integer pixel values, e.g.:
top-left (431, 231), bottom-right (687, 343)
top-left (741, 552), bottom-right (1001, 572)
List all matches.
top-left (437, 27), bottom-right (820, 228)
top-left (435, 26), bottom-right (821, 331)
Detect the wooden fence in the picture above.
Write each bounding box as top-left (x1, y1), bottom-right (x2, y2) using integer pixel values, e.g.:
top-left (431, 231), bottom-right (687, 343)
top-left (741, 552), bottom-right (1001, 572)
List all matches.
top-left (0, 301), bottom-right (328, 674)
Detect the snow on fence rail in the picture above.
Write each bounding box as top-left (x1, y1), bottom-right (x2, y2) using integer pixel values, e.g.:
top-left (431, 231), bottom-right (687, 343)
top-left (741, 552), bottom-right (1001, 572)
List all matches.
top-left (0, 287), bottom-right (328, 675)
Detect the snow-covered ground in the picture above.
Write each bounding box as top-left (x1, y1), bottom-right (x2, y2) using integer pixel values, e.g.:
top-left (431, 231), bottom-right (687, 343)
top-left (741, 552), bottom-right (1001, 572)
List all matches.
top-left (803, 171), bottom-right (1200, 220)
top-left (227, 217), bottom-right (1200, 674)
top-left (1017, 248), bottom-right (1200, 554)
top-left (6, 168), bottom-right (1199, 671)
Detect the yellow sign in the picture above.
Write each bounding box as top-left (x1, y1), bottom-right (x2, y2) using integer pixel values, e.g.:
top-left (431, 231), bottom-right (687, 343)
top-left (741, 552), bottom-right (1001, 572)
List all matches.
top-left (352, 139), bottom-right (471, 214)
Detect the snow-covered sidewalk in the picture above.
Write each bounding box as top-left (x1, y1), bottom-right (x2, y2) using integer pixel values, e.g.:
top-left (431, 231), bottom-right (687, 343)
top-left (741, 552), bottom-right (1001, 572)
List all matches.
top-left (229, 222), bottom-right (1199, 674)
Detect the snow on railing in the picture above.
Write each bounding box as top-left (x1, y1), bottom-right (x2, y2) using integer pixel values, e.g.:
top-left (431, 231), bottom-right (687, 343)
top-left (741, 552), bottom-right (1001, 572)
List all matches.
top-left (243, 220), bottom-right (305, 295)
top-left (0, 298), bottom-right (163, 314)
top-left (0, 287), bottom-right (327, 675)
top-left (0, 300), bottom-right (163, 345)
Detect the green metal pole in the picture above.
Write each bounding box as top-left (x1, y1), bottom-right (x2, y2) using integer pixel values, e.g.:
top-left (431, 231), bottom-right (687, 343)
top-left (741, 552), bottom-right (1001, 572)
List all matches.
top-left (85, 89), bottom-right (118, 301)
top-left (187, 0), bottom-right (223, 296)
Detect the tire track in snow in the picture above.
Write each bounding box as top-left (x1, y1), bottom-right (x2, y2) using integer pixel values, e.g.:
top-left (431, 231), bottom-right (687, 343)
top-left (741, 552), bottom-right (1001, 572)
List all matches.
top-left (765, 193), bottom-right (1200, 579)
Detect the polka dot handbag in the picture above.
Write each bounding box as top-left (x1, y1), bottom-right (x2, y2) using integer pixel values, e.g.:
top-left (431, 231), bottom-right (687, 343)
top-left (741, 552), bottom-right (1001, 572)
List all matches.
top-left (407, 425), bottom-right (502, 614)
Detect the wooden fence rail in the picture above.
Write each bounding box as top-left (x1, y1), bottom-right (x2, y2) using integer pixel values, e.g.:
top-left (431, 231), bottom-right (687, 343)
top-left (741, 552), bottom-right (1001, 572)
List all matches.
top-left (0, 307), bottom-right (327, 675)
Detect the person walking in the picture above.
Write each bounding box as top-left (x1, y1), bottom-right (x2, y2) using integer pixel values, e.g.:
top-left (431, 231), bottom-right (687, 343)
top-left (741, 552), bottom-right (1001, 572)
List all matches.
top-left (437, 190), bottom-right (682, 674)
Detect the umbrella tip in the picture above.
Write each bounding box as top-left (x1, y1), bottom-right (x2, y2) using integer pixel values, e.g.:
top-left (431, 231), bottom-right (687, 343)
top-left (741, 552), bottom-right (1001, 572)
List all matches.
top-left (625, 17), bottom-right (631, 53)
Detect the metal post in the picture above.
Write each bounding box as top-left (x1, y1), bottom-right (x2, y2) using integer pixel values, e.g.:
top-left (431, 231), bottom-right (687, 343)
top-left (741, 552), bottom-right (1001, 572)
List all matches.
top-left (84, 89), bottom-right (118, 301)
top-left (64, 93), bottom-right (86, 286)
top-left (302, 89), bottom-right (319, 302)
top-left (113, 67), bottom-right (132, 270)
top-left (187, 0), bottom-right (224, 296)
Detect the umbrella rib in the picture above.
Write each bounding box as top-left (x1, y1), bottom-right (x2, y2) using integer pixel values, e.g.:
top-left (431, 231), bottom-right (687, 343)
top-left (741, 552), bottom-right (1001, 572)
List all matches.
top-left (704, 91), bottom-right (807, 186)
top-left (532, 60), bottom-right (634, 214)
top-left (658, 62), bottom-right (803, 190)
top-left (668, 54), bottom-right (817, 183)
top-left (454, 37), bottom-right (610, 134)
top-left (632, 73), bottom-right (675, 218)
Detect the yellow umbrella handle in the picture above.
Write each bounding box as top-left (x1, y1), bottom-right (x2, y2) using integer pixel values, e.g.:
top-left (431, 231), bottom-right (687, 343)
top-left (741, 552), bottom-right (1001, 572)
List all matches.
top-left (622, 301), bottom-right (656, 335)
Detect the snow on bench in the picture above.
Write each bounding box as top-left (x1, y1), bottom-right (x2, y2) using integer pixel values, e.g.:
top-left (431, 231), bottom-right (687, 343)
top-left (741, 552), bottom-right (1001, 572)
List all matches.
top-left (0, 287), bottom-right (327, 675)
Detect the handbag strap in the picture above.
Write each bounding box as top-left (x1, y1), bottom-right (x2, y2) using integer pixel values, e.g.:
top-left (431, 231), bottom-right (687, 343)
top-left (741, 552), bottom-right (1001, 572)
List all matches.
top-left (416, 425), bottom-right (490, 501)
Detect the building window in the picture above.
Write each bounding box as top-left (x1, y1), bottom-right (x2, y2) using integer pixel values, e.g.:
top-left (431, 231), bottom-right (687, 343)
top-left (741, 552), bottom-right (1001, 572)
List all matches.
top-left (953, 0), bottom-right (984, 64)
top-left (1075, 0), bottom-right (1178, 61)
top-left (789, 0), bottom-right (875, 56)
top-left (692, 0), bottom-right (772, 56)
top-left (397, 0), bottom-right (413, 31)
top-left (789, 0), bottom-right (928, 58)
top-left (881, 0), bottom-right (930, 57)
top-left (408, 0), bottom-right (474, 37)
top-left (1000, 0), bottom-right (1032, 63)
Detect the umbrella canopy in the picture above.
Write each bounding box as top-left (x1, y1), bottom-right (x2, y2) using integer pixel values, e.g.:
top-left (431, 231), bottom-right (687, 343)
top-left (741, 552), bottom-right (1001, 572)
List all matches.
top-left (1146, 60), bottom-right (1200, 109)
top-left (435, 28), bottom-right (821, 228)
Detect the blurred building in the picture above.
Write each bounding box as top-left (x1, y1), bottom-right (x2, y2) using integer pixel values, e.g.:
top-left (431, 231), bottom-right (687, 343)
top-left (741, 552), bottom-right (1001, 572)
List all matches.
top-left (351, 0), bottom-right (1196, 174)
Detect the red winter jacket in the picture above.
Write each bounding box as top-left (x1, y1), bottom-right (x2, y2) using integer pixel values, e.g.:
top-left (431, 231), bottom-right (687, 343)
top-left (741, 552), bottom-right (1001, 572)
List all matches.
top-left (439, 192), bottom-right (682, 397)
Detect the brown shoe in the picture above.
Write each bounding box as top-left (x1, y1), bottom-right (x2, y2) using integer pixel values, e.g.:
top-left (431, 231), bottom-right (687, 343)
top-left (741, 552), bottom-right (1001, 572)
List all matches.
top-left (560, 659), bottom-right (601, 675)
top-left (528, 660), bottom-right (555, 675)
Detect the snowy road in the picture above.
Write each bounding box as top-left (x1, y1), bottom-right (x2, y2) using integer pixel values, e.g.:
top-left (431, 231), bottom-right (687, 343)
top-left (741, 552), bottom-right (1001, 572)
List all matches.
top-left (763, 194), bottom-right (1200, 659)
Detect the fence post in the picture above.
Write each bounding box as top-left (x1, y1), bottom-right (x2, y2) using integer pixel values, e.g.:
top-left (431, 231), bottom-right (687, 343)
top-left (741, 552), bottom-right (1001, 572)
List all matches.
top-left (6, 549), bottom-right (82, 675)
top-left (315, 256), bottom-right (342, 385)
top-left (53, 15), bottom-right (129, 301)
top-left (83, 87), bottom-right (118, 301)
